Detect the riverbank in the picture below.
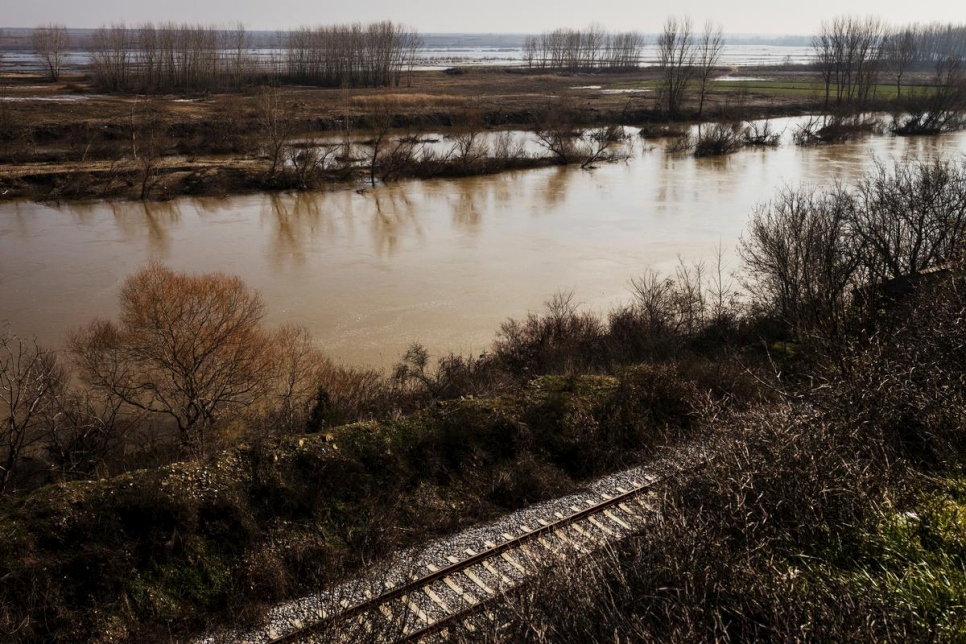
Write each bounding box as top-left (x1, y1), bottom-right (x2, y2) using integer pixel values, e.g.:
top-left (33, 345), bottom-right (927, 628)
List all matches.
top-left (0, 65), bottom-right (860, 203)
top-left (4, 261), bottom-right (966, 641)
top-left (4, 157), bottom-right (966, 640)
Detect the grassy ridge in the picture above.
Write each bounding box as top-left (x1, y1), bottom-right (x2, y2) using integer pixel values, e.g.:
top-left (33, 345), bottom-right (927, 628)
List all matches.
top-left (0, 368), bottom-right (706, 641)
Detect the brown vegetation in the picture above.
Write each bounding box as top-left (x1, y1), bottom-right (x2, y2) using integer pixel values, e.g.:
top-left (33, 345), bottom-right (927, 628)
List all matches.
top-left (454, 263), bottom-right (966, 643)
top-left (3, 157), bottom-right (966, 640)
top-left (0, 57), bottom-right (944, 201)
top-left (70, 263), bottom-right (275, 456)
top-left (2, 16), bottom-right (966, 640)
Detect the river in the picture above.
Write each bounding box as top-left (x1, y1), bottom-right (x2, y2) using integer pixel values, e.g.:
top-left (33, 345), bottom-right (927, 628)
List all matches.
top-left (2, 118), bottom-right (964, 368)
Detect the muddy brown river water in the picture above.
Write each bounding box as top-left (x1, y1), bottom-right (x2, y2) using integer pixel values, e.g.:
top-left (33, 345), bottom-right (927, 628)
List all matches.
top-left (2, 118), bottom-right (965, 368)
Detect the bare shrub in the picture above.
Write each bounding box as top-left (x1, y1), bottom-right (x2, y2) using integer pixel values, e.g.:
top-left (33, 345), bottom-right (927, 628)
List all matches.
top-left (581, 124), bottom-right (630, 168)
top-left (449, 105), bottom-right (488, 168)
top-left (605, 363), bottom-right (704, 449)
top-left (534, 99), bottom-right (583, 164)
top-left (662, 131), bottom-right (695, 154)
top-left (607, 254), bottom-right (740, 363)
top-left (693, 122), bottom-right (744, 157)
top-left (740, 185), bottom-right (860, 337)
top-left (392, 342), bottom-right (500, 401)
top-left (0, 86), bottom-right (31, 163)
top-left (466, 404), bottom-right (905, 643)
top-left (637, 122), bottom-right (690, 139)
top-left (793, 113), bottom-right (884, 146)
top-left (851, 158), bottom-right (966, 284)
top-left (494, 292), bottom-right (606, 377)
top-left (285, 141), bottom-right (341, 189)
top-left (743, 119), bottom-right (783, 146)
top-left (305, 363), bottom-right (394, 431)
top-left (492, 130), bottom-right (528, 163)
top-left (818, 265), bottom-right (966, 468)
top-left (741, 158), bottom-right (966, 339)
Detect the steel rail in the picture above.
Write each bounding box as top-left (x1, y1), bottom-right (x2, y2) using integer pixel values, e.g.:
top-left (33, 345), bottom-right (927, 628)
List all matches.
top-left (267, 477), bottom-right (659, 643)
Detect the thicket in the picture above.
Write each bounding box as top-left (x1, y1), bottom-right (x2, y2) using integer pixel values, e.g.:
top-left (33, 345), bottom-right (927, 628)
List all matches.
top-left (741, 158), bottom-right (966, 339)
top-left (82, 21), bottom-right (419, 93)
top-left (457, 262), bottom-right (966, 642)
top-left (812, 17), bottom-right (966, 133)
top-left (284, 23), bottom-right (421, 88)
top-left (449, 158), bottom-right (966, 640)
top-left (522, 26), bottom-right (644, 71)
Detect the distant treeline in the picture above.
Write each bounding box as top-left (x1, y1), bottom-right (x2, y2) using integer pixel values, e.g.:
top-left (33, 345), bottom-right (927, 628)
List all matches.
top-left (522, 27), bottom-right (646, 71)
top-left (79, 21), bottom-right (419, 92)
top-left (285, 23), bottom-right (421, 88)
top-left (813, 18), bottom-right (966, 107)
top-left (889, 22), bottom-right (966, 67)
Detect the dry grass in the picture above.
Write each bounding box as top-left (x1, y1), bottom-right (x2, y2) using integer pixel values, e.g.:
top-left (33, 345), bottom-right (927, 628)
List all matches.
top-left (350, 93), bottom-right (467, 108)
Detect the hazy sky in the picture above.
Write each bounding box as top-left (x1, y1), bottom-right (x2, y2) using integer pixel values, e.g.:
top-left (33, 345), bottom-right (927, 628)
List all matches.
top-left (5, 0), bottom-right (966, 34)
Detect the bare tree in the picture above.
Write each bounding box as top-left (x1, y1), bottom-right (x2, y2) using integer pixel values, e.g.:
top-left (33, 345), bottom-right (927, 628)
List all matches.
top-left (658, 16), bottom-right (695, 116)
top-left (893, 55), bottom-right (966, 134)
top-left (696, 21), bottom-right (724, 117)
top-left (224, 22), bottom-right (255, 89)
top-left (70, 263), bottom-right (274, 456)
top-left (523, 36), bottom-right (539, 68)
top-left (813, 22), bottom-right (837, 109)
top-left (31, 23), bottom-right (69, 82)
top-left (256, 324), bottom-right (329, 435)
top-left (283, 21), bottom-right (418, 88)
top-left (44, 384), bottom-right (135, 483)
top-left (129, 97), bottom-right (168, 199)
top-left (1, 328), bottom-right (61, 495)
top-left (89, 23), bottom-right (132, 91)
top-left (361, 94), bottom-right (409, 186)
top-left (812, 16), bottom-right (885, 108)
top-left (605, 31), bottom-right (645, 70)
top-left (401, 28), bottom-right (423, 87)
top-left (256, 85), bottom-right (301, 179)
top-left (884, 26), bottom-right (919, 98)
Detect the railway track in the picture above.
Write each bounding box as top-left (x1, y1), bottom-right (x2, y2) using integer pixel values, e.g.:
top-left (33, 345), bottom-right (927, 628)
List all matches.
top-left (262, 476), bottom-right (660, 644)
